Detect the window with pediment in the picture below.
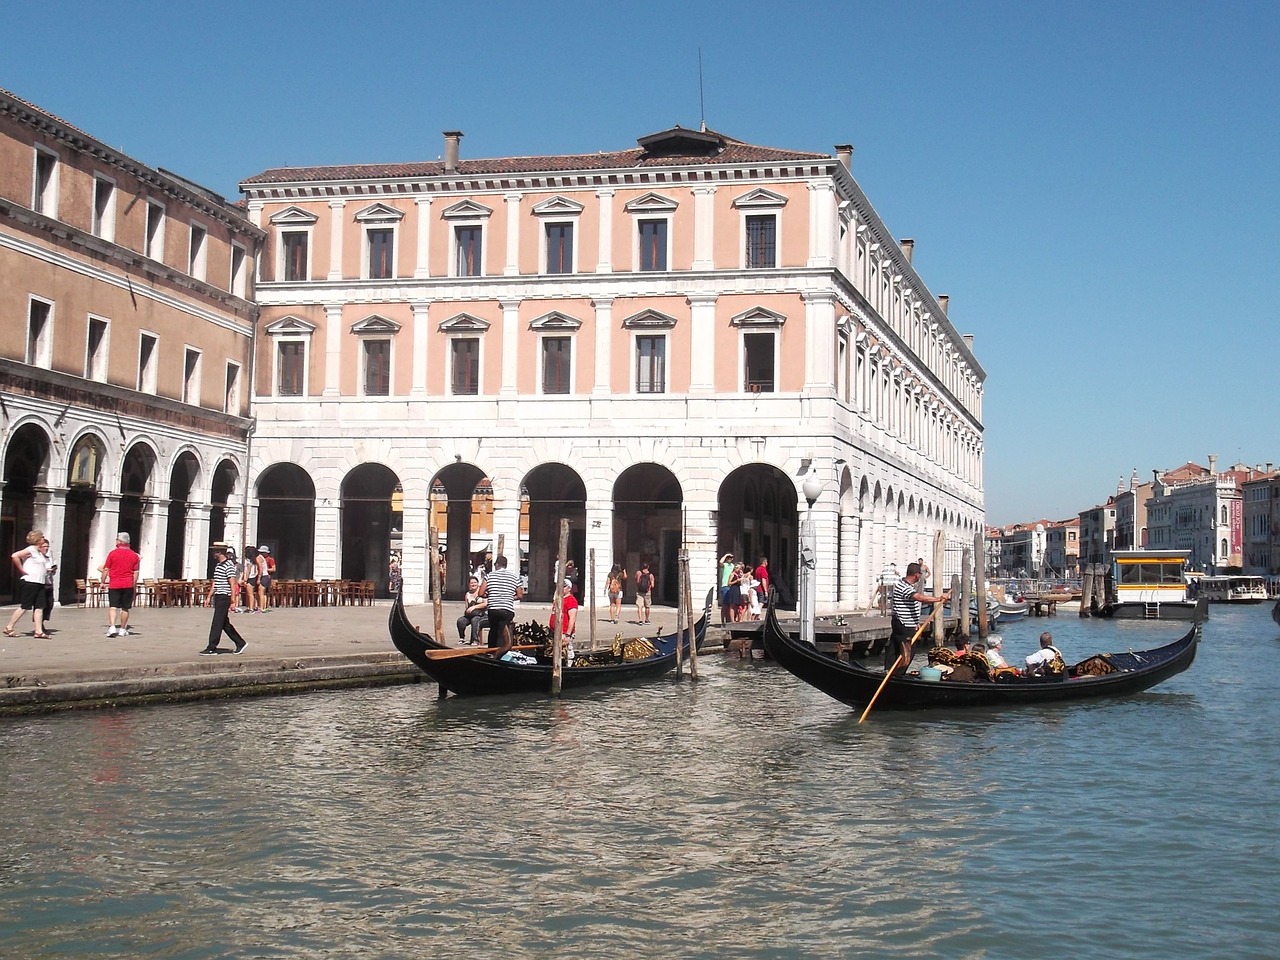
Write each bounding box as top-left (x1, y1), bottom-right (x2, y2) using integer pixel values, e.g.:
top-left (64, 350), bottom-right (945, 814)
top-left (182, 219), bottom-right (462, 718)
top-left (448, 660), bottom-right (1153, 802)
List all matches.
top-left (624, 192), bottom-right (677, 272)
top-left (733, 189), bottom-right (787, 269)
top-left (264, 316), bottom-right (317, 397)
top-left (270, 206), bottom-right (318, 282)
top-left (442, 200), bottom-right (493, 277)
top-left (732, 306), bottom-right (785, 393)
top-left (532, 196), bottom-right (584, 275)
top-left (440, 313), bottom-right (490, 395)
top-left (623, 309), bottom-right (677, 394)
top-left (350, 315), bottom-right (401, 396)
top-left (530, 312), bottom-right (581, 394)
top-left (355, 203), bottom-right (403, 280)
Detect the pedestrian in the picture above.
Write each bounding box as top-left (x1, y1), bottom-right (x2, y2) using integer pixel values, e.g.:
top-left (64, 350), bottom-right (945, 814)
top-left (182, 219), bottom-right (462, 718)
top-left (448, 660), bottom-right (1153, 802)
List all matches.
top-left (256, 545), bottom-right (273, 612)
top-left (606, 562), bottom-right (627, 624)
top-left (98, 532), bottom-right (140, 638)
top-left (479, 554), bottom-right (523, 650)
top-left (40, 536), bottom-right (57, 628)
top-left (753, 556), bottom-right (771, 604)
top-left (201, 542), bottom-right (247, 655)
top-left (5, 530), bottom-right (51, 638)
top-left (635, 561), bottom-right (655, 624)
top-left (884, 561), bottom-right (950, 674)
top-left (240, 546), bottom-right (260, 613)
top-left (718, 553), bottom-right (735, 625)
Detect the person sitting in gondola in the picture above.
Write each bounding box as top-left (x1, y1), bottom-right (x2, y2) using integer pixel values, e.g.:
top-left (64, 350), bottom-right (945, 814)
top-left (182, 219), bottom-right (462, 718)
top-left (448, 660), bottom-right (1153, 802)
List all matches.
top-left (986, 636), bottom-right (1009, 669)
top-left (1025, 631), bottom-right (1066, 678)
top-left (943, 641), bottom-right (993, 682)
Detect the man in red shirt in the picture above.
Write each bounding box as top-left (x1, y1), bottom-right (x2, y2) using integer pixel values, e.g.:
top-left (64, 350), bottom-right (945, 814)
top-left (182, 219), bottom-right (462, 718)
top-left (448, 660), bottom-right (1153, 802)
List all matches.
top-left (98, 532), bottom-right (140, 638)
top-left (753, 556), bottom-right (771, 603)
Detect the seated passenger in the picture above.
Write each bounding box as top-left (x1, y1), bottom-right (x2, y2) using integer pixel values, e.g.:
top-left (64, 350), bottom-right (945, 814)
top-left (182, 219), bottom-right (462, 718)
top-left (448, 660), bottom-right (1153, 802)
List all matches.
top-left (1025, 631), bottom-right (1066, 677)
top-left (986, 636), bottom-right (1010, 669)
top-left (456, 576), bottom-right (488, 645)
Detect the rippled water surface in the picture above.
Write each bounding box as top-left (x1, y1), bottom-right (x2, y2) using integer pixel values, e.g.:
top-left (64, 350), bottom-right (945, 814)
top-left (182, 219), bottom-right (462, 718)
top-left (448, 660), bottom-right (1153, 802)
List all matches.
top-left (2, 606), bottom-right (1278, 959)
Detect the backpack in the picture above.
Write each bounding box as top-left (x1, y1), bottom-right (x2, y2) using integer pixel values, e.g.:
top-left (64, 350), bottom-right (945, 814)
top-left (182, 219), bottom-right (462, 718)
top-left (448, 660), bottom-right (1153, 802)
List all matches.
top-left (637, 572), bottom-right (652, 593)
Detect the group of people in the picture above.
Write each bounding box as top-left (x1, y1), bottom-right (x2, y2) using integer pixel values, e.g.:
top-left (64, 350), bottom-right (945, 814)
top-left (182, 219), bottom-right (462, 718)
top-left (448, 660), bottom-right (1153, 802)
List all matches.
top-left (718, 554), bottom-right (770, 624)
top-left (5, 529), bottom-right (57, 639)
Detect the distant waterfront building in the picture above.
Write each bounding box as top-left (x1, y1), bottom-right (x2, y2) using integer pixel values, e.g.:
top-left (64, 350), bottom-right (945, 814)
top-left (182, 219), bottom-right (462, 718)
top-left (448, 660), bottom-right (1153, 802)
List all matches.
top-left (1113, 468), bottom-right (1153, 552)
top-left (0, 88), bottom-right (263, 604)
top-left (1077, 499), bottom-right (1117, 569)
top-left (1145, 456), bottom-right (1268, 573)
top-left (1241, 467), bottom-right (1278, 576)
top-left (1044, 518), bottom-right (1079, 579)
top-left (240, 127), bottom-right (986, 606)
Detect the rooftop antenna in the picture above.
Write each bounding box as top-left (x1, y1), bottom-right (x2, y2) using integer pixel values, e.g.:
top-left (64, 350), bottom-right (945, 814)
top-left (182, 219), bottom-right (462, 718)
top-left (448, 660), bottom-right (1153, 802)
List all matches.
top-left (698, 48), bottom-right (706, 132)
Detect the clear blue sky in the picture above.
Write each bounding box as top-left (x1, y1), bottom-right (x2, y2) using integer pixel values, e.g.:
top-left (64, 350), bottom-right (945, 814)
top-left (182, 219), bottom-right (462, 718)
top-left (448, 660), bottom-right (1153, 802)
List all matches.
top-left (8, 1), bottom-right (1278, 525)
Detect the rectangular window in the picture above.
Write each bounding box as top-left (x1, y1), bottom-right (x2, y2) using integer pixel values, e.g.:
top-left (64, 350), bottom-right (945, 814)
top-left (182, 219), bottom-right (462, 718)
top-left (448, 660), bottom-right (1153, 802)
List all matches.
top-left (541, 337), bottom-right (571, 394)
top-left (27, 298), bottom-right (52, 366)
top-left (745, 214), bottom-right (776, 268)
top-left (546, 223), bottom-right (574, 274)
top-left (364, 339), bottom-right (391, 396)
top-left (277, 341), bottom-right (304, 396)
top-left (225, 362), bottom-right (241, 413)
top-left (92, 177), bottom-right (115, 240)
top-left (86, 316), bottom-right (109, 380)
top-left (451, 338), bottom-right (480, 395)
top-left (138, 333), bottom-right (158, 392)
top-left (744, 332), bottom-right (776, 392)
top-left (455, 226), bottom-right (482, 277)
top-left (182, 348), bottom-right (201, 404)
top-left (230, 243), bottom-right (247, 297)
top-left (189, 224), bottom-right (207, 280)
top-left (282, 231), bottom-right (308, 281)
top-left (368, 228), bottom-right (394, 279)
top-left (144, 201), bottom-right (165, 260)
top-left (638, 219), bottom-right (667, 271)
top-left (636, 336), bottom-right (666, 393)
top-left (33, 149), bottom-right (57, 216)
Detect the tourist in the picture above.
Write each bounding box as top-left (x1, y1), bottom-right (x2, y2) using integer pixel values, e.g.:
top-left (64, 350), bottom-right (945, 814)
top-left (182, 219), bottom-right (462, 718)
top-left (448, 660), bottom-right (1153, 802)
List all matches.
top-left (885, 561), bottom-right (950, 674)
top-left (718, 553), bottom-right (735, 624)
top-left (240, 546), bottom-right (260, 613)
top-left (201, 542), bottom-right (247, 655)
top-left (634, 562), bottom-right (655, 624)
top-left (1025, 632), bottom-right (1065, 677)
top-left (549, 579), bottom-right (579, 663)
top-left (753, 556), bottom-right (771, 604)
top-left (98, 532), bottom-right (140, 638)
top-left (457, 575), bottom-right (488, 645)
top-left (5, 530), bottom-right (50, 639)
top-left (606, 563), bottom-right (627, 624)
top-left (986, 636), bottom-right (1010, 669)
top-left (256, 545), bottom-right (273, 612)
top-left (40, 537), bottom-right (57, 628)
top-left (725, 563), bottom-right (744, 623)
top-left (479, 555), bottom-right (523, 650)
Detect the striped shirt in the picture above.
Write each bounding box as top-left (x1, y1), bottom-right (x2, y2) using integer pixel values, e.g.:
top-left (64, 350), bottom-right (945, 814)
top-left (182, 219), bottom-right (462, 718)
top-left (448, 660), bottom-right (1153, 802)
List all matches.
top-left (482, 567), bottom-right (521, 613)
top-left (891, 577), bottom-right (921, 628)
top-left (212, 558), bottom-right (238, 595)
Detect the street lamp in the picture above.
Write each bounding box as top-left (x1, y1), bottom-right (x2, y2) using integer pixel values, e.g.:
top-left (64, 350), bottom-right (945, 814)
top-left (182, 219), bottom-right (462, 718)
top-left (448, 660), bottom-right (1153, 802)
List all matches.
top-left (799, 469), bottom-right (823, 646)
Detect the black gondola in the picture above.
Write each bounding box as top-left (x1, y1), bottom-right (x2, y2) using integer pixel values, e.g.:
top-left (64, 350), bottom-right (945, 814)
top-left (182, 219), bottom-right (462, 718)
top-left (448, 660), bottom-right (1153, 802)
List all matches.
top-left (1272, 600), bottom-right (1280, 629)
top-left (761, 597), bottom-right (1200, 711)
top-left (389, 589), bottom-right (713, 697)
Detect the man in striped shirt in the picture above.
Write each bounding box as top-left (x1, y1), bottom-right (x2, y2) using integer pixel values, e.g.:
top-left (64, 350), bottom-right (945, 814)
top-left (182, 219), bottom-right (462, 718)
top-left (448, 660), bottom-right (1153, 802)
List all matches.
top-left (201, 542), bottom-right (247, 655)
top-left (885, 562), bottom-right (949, 673)
top-left (479, 555), bottom-right (524, 650)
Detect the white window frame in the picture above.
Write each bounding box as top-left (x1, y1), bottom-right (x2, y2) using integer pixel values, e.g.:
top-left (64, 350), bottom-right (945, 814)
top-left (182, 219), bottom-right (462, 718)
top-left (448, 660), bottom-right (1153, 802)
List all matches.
top-left (624, 192), bottom-right (678, 272)
top-left (144, 199), bottom-right (166, 261)
top-left (438, 313), bottom-right (491, 396)
top-left (188, 222), bottom-right (207, 281)
top-left (85, 314), bottom-right (110, 382)
top-left (230, 242), bottom-right (248, 297)
top-left (349, 315), bottom-right (402, 397)
top-left (732, 188), bottom-right (787, 269)
top-left (537, 334), bottom-right (574, 395)
top-left (224, 360), bottom-right (242, 414)
top-left (354, 202), bottom-right (404, 281)
top-left (622, 308), bottom-right (678, 395)
top-left (92, 174), bottom-right (116, 241)
top-left (442, 200), bottom-right (494, 278)
top-left (269, 206), bottom-right (319, 282)
top-left (26, 295), bottom-right (54, 368)
top-left (731, 306), bottom-right (786, 393)
top-left (32, 145), bottom-right (59, 218)
top-left (532, 196), bottom-right (584, 276)
top-left (541, 220), bottom-right (577, 275)
top-left (137, 331), bottom-right (159, 393)
top-left (182, 346), bottom-right (203, 405)
top-left (263, 316), bottom-right (317, 398)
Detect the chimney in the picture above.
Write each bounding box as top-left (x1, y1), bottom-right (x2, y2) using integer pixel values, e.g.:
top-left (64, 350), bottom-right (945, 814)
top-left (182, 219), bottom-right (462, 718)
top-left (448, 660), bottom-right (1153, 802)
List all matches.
top-left (962, 334), bottom-right (974, 350)
top-left (899, 238), bottom-right (914, 263)
top-left (835, 144), bottom-right (853, 170)
top-left (938, 294), bottom-right (949, 314)
top-left (1208, 454), bottom-right (1217, 475)
top-left (443, 130), bottom-right (463, 174)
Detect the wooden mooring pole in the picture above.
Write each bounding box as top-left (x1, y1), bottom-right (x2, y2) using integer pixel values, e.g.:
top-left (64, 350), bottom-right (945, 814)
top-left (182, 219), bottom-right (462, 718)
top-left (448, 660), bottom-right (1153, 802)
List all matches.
top-left (551, 519), bottom-right (569, 696)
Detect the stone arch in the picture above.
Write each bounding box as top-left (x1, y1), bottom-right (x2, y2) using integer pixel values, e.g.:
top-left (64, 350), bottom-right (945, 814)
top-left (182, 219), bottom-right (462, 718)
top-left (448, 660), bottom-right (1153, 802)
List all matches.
top-left (256, 463), bottom-right (316, 579)
top-left (1, 423), bottom-right (53, 602)
top-left (521, 463), bottom-right (587, 602)
top-left (340, 463), bottom-right (401, 596)
top-left (613, 463), bottom-right (683, 605)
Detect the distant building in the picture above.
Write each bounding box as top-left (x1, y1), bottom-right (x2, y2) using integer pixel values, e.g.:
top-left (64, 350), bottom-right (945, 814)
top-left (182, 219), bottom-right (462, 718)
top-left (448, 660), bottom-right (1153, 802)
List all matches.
top-left (1146, 456), bottom-right (1268, 573)
top-left (1240, 465), bottom-right (1277, 576)
top-left (0, 88), bottom-right (263, 604)
top-left (1044, 518), bottom-right (1079, 579)
top-left (1078, 499), bottom-right (1117, 568)
top-left (1113, 468), bottom-right (1153, 551)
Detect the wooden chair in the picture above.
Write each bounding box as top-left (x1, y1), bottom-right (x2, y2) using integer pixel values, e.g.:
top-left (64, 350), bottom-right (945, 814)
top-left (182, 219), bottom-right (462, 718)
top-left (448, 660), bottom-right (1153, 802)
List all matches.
top-left (359, 580), bottom-right (376, 605)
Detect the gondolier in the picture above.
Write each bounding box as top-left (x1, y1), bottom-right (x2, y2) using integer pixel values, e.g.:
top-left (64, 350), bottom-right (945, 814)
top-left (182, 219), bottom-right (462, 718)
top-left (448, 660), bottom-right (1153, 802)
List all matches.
top-left (886, 562), bottom-right (950, 672)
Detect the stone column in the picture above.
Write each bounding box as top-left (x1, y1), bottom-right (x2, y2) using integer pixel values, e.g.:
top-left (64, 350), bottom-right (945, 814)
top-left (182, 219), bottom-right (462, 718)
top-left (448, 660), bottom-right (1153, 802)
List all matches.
top-left (327, 200), bottom-right (345, 280)
top-left (34, 486), bottom-right (66, 604)
top-left (592, 297), bottom-right (613, 396)
top-left (687, 293), bottom-right (718, 394)
top-left (410, 301), bottom-right (430, 396)
top-left (93, 494), bottom-right (122, 578)
top-left (500, 299), bottom-right (520, 396)
top-left (323, 303), bottom-right (343, 397)
top-left (692, 186), bottom-right (716, 270)
top-left (802, 291), bottom-right (837, 394)
top-left (139, 496), bottom-right (164, 580)
top-left (399, 481), bottom-right (430, 606)
top-left (504, 193), bottom-right (522, 275)
top-left (414, 197), bottom-right (432, 278)
top-left (314, 498), bottom-right (341, 580)
top-left (806, 180), bottom-right (836, 268)
top-left (595, 188), bottom-right (614, 273)
top-left (185, 502), bottom-right (210, 579)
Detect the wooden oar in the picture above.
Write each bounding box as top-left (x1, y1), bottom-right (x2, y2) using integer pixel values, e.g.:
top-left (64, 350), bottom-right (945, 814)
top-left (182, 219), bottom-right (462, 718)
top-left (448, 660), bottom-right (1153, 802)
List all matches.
top-left (857, 603), bottom-right (943, 724)
top-left (422, 643), bottom-right (544, 660)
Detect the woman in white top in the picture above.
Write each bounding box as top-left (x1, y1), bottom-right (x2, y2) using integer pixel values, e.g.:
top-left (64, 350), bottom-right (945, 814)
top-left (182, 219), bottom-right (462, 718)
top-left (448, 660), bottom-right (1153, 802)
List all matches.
top-left (5, 530), bottom-right (51, 638)
top-left (985, 636), bottom-right (1009, 669)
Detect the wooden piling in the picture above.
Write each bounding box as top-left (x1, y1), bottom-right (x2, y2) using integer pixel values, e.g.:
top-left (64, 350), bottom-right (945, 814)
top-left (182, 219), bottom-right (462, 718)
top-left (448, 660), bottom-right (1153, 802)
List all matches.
top-left (588, 547), bottom-right (597, 651)
top-left (429, 526), bottom-right (446, 699)
top-left (676, 551), bottom-right (686, 678)
top-left (932, 531), bottom-right (946, 646)
top-left (960, 548), bottom-right (973, 639)
top-left (551, 519), bottom-right (570, 696)
top-left (683, 553), bottom-right (699, 680)
top-left (974, 530), bottom-right (989, 639)
top-left (1080, 564), bottom-right (1095, 618)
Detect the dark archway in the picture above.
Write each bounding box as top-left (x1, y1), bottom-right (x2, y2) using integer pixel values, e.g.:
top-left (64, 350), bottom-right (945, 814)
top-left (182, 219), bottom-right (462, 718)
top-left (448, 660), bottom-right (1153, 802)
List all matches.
top-left (340, 463), bottom-right (400, 596)
top-left (256, 463), bottom-right (315, 579)
top-left (119, 444), bottom-right (157, 550)
top-left (613, 464), bottom-right (683, 605)
top-left (522, 464), bottom-right (586, 602)
top-left (717, 464), bottom-right (799, 608)
top-left (164, 452), bottom-right (200, 578)
top-left (1, 424), bottom-right (51, 602)
top-left (209, 459), bottom-right (239, 557)
top-left (63, 434), bottom-right (105, 597)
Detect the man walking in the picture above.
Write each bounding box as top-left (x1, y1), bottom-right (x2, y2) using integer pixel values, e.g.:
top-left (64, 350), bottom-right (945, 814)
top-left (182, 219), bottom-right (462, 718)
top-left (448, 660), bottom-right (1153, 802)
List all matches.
top-left (98, 532), bottom-right (140, 638)
top-left (479, 555), bottom-right (523, 651)
top-left (885, 562), bottom-right (949, 674)
top-left (634, 562), bottom-right (655, 624)
top-left (201, 542), bottom-right (247, 655)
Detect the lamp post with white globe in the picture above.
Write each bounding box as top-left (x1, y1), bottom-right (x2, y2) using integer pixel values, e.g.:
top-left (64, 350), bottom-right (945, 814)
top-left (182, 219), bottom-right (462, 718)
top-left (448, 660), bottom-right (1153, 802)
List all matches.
top-left (798, 469), bottom-right (824, 646)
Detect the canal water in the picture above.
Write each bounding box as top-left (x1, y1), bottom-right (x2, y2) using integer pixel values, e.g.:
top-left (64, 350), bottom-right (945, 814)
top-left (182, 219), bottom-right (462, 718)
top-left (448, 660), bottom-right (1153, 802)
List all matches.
top-left (2, 605), bottom-right (1277, 959)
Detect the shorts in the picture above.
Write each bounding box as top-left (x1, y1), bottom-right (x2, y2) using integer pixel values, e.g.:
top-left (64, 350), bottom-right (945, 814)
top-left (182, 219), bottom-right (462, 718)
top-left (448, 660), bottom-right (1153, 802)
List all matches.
top-left (17, 580), bottom-right (46, 610)
top-left (260, 576), bottom-right (271, 592)
top-left (636, 592), bottom-right (652, 611)
top-left (108, 587), bottom-right (135, 610)
top-left (608, 591), bottom-right (621, 602)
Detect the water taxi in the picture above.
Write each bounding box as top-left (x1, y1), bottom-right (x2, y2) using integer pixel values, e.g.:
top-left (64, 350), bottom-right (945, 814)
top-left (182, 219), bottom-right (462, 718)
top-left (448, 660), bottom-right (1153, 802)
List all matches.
top-left (1194, 575), bottom-right (1268, 604)
top-left (1098, 549), bottom-right (1203, 621)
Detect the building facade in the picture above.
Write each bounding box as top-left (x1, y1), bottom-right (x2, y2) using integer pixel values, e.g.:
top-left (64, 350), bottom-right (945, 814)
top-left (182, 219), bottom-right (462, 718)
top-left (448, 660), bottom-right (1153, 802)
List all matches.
top-left (1241, 468), bottom-right (1278, 576)
top-left (0, 88), bottom-right (263, 603)
top-left (240, 127), bottom-right (986, 607)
